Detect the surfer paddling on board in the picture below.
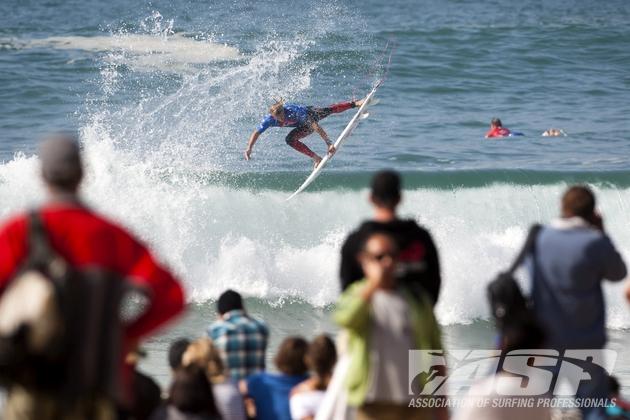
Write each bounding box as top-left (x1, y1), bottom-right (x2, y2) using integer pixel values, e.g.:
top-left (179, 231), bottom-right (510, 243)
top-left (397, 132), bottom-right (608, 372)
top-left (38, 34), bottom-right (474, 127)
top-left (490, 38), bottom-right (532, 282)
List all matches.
top-left (485, 117), bottom-right (512, 138)
top-left (244, 97), bottom-right (365, 168)
top-left (484, 117), bottom-right (524, 138)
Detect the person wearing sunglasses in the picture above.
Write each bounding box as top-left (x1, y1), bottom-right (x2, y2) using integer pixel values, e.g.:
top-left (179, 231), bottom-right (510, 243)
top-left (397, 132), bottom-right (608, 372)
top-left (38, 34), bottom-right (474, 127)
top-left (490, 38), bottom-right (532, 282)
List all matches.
top-left (333, 232), bottom-right (446, 420)
top-left (244, 97), bottom-right (364, 168)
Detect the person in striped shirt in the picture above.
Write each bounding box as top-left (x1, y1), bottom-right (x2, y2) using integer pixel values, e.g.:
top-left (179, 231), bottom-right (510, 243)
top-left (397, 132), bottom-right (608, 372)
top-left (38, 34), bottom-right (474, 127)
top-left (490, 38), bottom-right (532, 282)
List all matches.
top-left (208, 290), bottom-right (269, 381)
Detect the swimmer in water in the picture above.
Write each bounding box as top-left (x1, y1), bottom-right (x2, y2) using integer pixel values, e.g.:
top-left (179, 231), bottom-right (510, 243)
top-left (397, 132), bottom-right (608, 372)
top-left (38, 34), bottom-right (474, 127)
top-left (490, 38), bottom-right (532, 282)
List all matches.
top-left (485, 118), bottom-right (512, 138)
top-left (245, 97), bottom-right (364, 168)
top-left (542, 128), bottom-right (567, 137)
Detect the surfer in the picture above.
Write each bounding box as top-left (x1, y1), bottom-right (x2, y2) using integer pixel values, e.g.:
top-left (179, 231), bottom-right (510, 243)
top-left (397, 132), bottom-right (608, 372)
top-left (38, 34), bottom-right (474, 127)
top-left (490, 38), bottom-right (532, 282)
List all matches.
top-left (542, 128), bottom-right (567, 137)
top-left (484, 117), bottom-right (512, 138)
top-left (485, 118), bottom-right (525, 138)
top-left (244, 98), bottom-right (364, 168)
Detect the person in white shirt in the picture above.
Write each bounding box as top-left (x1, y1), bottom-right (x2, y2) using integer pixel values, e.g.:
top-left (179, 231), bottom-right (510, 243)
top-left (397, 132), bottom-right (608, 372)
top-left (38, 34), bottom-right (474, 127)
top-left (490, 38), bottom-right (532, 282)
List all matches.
top-left (290, 335), bottom-right (337, 420)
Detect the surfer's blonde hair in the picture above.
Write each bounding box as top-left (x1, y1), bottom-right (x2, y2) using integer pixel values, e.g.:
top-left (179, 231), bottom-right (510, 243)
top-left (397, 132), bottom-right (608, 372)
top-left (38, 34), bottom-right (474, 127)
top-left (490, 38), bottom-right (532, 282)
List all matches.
top-left (269, 97), bottom-right (284, 116)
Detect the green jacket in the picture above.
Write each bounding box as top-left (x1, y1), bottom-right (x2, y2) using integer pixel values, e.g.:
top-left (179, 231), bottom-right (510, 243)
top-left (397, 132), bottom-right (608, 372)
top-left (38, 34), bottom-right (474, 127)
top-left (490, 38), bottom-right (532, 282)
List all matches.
top-left (333, 280), bottom-right (442, 406)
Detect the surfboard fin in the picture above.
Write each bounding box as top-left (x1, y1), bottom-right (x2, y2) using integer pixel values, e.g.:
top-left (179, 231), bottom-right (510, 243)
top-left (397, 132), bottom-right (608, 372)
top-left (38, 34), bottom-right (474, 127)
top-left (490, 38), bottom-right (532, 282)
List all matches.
top-left (367, 97), bottom-right (380, 107)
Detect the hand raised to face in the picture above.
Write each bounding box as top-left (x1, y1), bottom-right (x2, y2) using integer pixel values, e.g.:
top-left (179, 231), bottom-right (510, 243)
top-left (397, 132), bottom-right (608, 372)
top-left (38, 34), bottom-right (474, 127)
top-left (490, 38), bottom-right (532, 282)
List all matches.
top-left (359, 233), bottom-right (399, 291)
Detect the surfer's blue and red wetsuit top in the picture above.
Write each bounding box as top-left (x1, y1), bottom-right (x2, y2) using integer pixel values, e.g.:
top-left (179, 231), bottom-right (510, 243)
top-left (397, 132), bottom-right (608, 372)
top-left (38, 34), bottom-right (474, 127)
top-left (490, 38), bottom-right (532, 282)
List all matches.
top-left (485, 126), bottom-right (512, 138)
top-left (257, 102), bottom-right (355, 140)
top-left (255, 101), bottom-right (356, 158)
top-left (256, 104), bottom-right (310, 134)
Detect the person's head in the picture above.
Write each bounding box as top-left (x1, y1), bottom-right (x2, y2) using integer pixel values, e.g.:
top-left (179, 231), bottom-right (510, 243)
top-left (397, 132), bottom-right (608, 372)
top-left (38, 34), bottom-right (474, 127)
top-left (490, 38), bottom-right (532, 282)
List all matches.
top-left (131, 370), bottom-right (162, 420)
top-left (306, 335), bottom-right (337, 388)
top-left (169, 365), bottom-right (219, 416)
top-left (39, 132), bottom-right (83, 194)
top-left (274, 336), bottom-right (308, 376)
top-left (182, 338), bottom-right (226, 382)
top-left (168, 338), bottom-right (191, 371)
top-left (542, 128), bottom-right (563, 137)
top-left (269, 99), bottom-right (285, 122)
top-left (561, 185), bottom-right (596, 220)
top-left (217, 289), bottom-right (244, 317)
top-left (358, 232), bottom-right (399, 290)
top-left (369, 170), bottom-right (401, 210)
top-left (491, 118), bottom-right (503, 128)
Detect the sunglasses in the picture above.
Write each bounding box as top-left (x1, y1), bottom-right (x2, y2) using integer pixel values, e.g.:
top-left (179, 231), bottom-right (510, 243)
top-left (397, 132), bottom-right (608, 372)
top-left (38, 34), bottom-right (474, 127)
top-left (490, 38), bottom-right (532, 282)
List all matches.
top-left (365, 251), bottom-right (398, 262)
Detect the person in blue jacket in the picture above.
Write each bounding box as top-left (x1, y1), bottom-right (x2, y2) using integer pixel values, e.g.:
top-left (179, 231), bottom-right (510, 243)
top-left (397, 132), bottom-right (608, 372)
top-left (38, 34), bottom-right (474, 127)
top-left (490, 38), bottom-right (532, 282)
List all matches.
top-left (244, 97), bottom-right (364, 168)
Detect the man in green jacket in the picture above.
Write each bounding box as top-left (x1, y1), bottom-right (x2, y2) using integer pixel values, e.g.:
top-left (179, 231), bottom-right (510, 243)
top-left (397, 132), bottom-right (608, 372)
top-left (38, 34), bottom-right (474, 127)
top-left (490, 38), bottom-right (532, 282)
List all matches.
top-left (334, 232), bottom-right (447, 420)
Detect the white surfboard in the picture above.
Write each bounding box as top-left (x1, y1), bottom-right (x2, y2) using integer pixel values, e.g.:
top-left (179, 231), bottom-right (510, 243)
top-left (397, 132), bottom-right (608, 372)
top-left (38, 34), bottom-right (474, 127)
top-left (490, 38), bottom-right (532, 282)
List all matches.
top-left (286, 80), bottom-right (382, 201)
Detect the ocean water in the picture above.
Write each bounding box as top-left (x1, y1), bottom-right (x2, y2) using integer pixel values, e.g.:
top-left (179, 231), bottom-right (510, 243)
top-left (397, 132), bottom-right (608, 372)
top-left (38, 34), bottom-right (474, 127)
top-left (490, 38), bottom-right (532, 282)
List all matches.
top-left (1, 0), bottom-right (630, 391)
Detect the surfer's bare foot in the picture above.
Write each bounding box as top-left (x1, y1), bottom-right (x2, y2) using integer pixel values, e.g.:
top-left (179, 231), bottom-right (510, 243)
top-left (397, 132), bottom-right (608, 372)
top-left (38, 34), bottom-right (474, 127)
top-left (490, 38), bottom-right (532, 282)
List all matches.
top-left (313, 156), bottom-right (322, 169)
top-left (353, 98), bottom-right (366, 108)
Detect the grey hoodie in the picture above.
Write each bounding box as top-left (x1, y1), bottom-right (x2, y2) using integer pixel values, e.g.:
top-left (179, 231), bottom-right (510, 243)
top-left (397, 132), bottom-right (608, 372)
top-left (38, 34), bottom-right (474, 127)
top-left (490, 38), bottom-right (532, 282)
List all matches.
top-left (529, 217), bottom-right (627, 349)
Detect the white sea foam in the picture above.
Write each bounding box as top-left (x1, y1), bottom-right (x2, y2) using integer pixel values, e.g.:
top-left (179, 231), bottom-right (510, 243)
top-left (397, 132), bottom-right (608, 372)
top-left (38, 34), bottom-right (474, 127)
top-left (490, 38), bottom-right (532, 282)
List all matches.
top-left (1, 150), bottom-right (629, 328)
top-left (14, 33), bottom-right (239, 72)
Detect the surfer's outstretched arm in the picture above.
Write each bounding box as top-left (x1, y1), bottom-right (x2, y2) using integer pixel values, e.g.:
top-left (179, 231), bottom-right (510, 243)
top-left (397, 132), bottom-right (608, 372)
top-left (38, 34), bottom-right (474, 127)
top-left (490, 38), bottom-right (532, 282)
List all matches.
top-left (311, 121), bottom-right (336, 155)
top-left (244, 130), bottom-right (260, 160)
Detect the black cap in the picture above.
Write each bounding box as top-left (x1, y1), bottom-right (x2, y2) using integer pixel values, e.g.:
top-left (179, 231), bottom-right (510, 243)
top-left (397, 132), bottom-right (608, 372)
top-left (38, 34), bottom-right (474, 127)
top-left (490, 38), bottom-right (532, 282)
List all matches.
top-left (217, 289), bottom-right (244, 315)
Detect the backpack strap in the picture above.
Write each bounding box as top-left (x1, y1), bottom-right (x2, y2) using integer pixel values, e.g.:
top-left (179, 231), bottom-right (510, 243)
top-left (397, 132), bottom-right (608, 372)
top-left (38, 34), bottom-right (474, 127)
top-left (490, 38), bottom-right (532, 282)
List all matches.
top-left (26, 211), bottom-right (69, 309)
top-left (27, 210), bottom-right (55, 270)
top-left (506, 224), bottom-right (542, 275)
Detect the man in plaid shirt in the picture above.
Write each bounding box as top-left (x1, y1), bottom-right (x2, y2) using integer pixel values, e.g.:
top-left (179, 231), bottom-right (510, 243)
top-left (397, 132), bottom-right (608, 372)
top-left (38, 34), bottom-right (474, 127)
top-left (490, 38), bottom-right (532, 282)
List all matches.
top-left (208, 290), bottom-right (269, 380)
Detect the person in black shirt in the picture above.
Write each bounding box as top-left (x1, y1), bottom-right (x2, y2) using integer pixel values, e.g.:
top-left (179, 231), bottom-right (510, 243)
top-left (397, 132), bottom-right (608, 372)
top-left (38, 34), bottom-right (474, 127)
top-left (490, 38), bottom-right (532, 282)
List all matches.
top-left (339, 170), bottom-right (441, 305)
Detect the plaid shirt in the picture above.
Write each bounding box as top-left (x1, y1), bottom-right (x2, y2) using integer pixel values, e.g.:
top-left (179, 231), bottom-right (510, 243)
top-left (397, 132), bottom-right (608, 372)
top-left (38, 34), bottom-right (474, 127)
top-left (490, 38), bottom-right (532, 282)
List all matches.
top-left (208, 310), bottom-right (269, 380)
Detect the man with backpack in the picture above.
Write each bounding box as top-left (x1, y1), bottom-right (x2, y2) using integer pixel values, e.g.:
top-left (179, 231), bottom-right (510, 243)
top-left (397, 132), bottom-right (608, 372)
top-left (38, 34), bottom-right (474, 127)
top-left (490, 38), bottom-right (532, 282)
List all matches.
top-left (0, 134), bottom-right (185, 419)
top-left (529, 185), bottom-right (626, 420)
top-left (531, 186), bottom-right (626, 350)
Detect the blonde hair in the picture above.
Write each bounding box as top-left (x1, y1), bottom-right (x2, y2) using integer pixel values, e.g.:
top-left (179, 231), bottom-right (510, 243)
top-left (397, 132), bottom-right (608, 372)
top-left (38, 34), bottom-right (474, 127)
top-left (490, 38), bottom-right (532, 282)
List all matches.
top-left (269, 97), bottom-right (284, 115)
top-left (182, 338), bottom-right (226, 383)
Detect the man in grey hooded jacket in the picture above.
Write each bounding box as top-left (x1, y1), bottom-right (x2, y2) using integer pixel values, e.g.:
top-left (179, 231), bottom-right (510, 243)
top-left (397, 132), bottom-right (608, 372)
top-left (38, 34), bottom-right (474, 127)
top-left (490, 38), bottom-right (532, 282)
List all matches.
top-left (529, 185), bottom-right (626, 420)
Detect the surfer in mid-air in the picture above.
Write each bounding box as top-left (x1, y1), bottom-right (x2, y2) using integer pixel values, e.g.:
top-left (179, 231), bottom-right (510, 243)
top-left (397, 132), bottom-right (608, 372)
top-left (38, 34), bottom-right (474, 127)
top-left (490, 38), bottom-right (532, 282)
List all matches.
top-left (244, 97), bottom-right (364, 168)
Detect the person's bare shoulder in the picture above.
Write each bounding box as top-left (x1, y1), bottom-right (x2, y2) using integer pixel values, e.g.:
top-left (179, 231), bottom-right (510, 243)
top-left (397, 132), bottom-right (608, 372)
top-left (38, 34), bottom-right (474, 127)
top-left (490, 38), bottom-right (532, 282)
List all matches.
top-left (290, 377), bottom-right (316, 397)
